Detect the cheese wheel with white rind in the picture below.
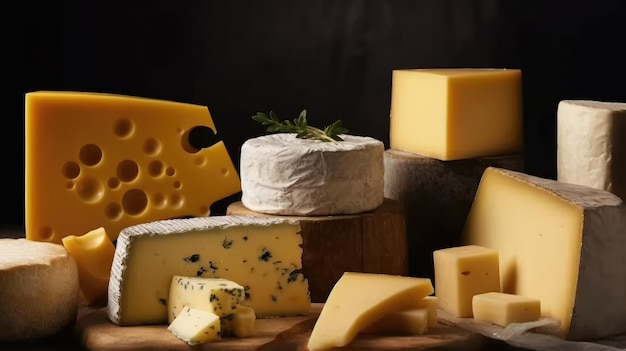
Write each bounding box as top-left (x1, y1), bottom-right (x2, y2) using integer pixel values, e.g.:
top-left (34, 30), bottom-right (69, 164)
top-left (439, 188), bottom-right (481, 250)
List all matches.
top-left (240, 133), bottom-right (384, 215)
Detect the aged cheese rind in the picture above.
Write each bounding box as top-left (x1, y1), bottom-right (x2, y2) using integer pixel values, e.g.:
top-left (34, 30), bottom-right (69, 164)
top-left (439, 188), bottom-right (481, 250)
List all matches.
top-left (557, 100), bottom-right (626, 201)
top-left (0, 239), bottom-right (79, 341)
top-left (463, 167), bottom-right (626, 340)
top-left (240, 133), bottom-right (384, 215)
top-left (108, 215), bottom-right (310, 326)
top-left (383, 149), bottom-right (523, 279)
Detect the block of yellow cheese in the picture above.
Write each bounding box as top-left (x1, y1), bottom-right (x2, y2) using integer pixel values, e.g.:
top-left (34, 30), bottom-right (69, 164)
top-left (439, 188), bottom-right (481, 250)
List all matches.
top-left (0, 239), bottom-right (79, 342)
top-left (307, 272), bottom-right (433, 351)
top-left (167, 306), bottom-right (221, 345)
top-left (433, 245), bottom-right (500, 318)
top-left (390, 68), bottom-right (523, 160)
top-left (557, 100), bottom-right (626, 201)
top-left (107, 216), bottom-right (310, 326)
top-left (25, 91), bottom-right (241, 244)
top-left (463, 167), bottom-right (626, 340)
top-left (472, 292), bottom-right (540, 327)
top-left (221, 305), bottom-right (256, 337)
top-left (61, 227), bottom-right (115, 305)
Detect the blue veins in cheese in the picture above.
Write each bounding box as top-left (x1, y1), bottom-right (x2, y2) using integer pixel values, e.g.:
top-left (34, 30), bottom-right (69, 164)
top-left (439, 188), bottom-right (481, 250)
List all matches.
top-left (107, 215), bottom-right (310, 326)
top-left (167, 306), bottom-right (221, 345)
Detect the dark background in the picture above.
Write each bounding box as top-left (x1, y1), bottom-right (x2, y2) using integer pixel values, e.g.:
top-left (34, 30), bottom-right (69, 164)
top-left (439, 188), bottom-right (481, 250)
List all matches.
top-left (7, 0), bottom-right (626, 228)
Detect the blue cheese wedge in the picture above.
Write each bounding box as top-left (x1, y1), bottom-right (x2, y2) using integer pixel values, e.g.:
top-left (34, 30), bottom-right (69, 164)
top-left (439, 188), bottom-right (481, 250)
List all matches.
top-left (107, 215), bottom-right (310, 326)
top-left (168, 276), bottom-right (245, 323)
top-left (168, 306), bottom-right (221, 345)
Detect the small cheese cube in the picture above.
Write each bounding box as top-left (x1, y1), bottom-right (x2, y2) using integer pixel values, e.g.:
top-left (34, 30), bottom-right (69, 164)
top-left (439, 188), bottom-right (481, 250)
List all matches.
top-left (390, 68), bottom-right (523, 160)
top-left (472, 292), bottom-right (540, 327)
top-left (433, 245), bottom-right (500, 317)
top-left (167, 306), bottom-right (221, 345)
top-left (416, 296), bottom-right (438, 327)
top-left (362, 308), bottom-right (428, 335)
top-left (221, 305), bottom-right (256, 337)
top-left (61, 227), bottom-right (115, 305)
top-left (168, 276), bottom-right (245, 323)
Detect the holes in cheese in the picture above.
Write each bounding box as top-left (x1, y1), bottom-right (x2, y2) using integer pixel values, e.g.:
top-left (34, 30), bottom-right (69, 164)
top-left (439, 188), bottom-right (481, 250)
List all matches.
top-left (472, 292), bottom-right (541, 327)
top-left (307, 272), bottom-right (433, 351)
top-left (463, 167), bottom-right (626, 340)
top-left (25, 90), bottom-right (241, 244)
top-left (433, 245), bottom-right (500, 318)
top-left (61, 227), bottom-right (115, 305)
top-left (107, 215), bottom-right (310, 326)
top-left (389, 68), bottom-right (523, 161)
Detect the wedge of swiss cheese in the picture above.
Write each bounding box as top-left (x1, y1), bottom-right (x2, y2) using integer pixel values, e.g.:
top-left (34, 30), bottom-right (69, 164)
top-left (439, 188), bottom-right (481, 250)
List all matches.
top-left (463, 167), bottom-right (626, 340)
top-left (107, 215), bottom-right (310, 326)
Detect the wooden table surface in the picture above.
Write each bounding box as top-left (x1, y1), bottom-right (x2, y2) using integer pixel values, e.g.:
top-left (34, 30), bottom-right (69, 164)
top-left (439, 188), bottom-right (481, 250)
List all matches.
top-left (0, 226), bottom-right (528, 351)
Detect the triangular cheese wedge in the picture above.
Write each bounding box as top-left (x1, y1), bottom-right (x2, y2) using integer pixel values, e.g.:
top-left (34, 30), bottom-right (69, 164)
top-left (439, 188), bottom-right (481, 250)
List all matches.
top-left (307, 272), bottom-right (433, 351)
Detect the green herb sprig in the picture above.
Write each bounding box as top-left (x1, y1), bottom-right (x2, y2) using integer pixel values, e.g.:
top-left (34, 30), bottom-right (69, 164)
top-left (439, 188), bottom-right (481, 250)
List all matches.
top-left (252, 109), bottom-right (348, 142)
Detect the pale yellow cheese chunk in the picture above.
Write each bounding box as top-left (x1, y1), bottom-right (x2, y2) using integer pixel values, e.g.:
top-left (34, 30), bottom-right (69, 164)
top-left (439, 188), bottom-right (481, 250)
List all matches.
top-left (168, 276), bottom-right (245, 323)
top-left (167, 306), bottom-right (221, 345)
top-left (390, 69), bottom-right (523, 160)
top-left (462, 167), bottom-right (626, 340)
top-left (417, 296), bottom-right (438, 327)
top-left (221, 305), bottom-right (256, 337)
top-left (433, 245), bottom-right (500, 317)
top-left (307, 272), bottom-right (433, 351)
top-left (362, 308), bottom-right (428, 335)
top-left (472, 292), bottom-right (540, 327)
top-left (61, 227), bottom-right (115, 305)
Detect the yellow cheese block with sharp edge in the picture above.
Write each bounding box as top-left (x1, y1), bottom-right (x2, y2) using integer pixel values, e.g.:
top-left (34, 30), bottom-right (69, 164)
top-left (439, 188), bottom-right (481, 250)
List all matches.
top-left (390, 69), bottom-right (523, 160)
top-left (307, 272), bottom-right (433, 351)
top-left (61, 227), bottom-right (115, 305)
top-left (462, 167), bottom-right (626, 341)
top-left (167, 306), bottom-right (221, 345)
top-left (25, 91), bottom-right (241, 244)
top-left (472, 292), bottom-right (541, 327)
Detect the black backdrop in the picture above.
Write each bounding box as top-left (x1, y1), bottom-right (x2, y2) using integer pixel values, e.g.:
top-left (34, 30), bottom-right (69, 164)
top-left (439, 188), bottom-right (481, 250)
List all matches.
top-left (7, 0), bottom-right (626, 227)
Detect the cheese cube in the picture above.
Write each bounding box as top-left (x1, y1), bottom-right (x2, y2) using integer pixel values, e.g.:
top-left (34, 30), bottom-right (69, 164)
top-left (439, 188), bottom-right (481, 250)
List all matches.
top-left (167, 306), bottom-right (221, 345)
top-left (390, 69), bottom-right (522, 160)
top-left (472, 292), bottom-right (540, 327)
top-left (168, 276), bottom-right (245, 323)
top-left (362, 308), bottom-right (428, 335)
top-left (557, 100), bottom-right (626, 201)
top-left (61, 227), bottom-right (115, 305)
top-left (417, 296), bottom-right (438, 327)
top-left (463, 167), bottom-right (626, 340)
top-left (107, 216), bottom-right (310, 326)
top-left (307, 272), bottom-right (433, 351)
top-left (433, 245), bottom-right (500, 317)
top-left (221, 305), bottom-right (256, 337)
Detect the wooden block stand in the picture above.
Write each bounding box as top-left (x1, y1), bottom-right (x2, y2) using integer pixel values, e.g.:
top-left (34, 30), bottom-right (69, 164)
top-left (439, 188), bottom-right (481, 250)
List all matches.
top-left (227, 199), bottom-right (408, 303)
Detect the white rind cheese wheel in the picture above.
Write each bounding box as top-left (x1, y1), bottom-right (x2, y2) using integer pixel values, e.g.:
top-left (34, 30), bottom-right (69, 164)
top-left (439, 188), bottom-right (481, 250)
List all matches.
top-left (0, 239), bottom-right (79, 341)
top-left (240, 134), bottom-right (384, 215)
top-left (557, 100), bottom-right (626, 201)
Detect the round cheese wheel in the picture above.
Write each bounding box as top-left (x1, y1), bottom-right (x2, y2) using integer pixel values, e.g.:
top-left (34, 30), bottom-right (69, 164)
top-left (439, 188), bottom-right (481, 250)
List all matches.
top-left (0, 239), bottom-right (79, 341)
top-left (240, 133), bottom-right (384, 215)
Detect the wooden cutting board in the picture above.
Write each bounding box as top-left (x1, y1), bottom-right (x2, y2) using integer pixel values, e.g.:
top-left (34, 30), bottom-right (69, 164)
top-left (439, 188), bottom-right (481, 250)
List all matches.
top-left (75, 304), bottom-right (478, 350)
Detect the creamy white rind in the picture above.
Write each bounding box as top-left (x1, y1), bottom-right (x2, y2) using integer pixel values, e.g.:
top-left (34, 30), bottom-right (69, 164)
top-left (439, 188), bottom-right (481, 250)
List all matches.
top-left (240, 133), bottom-right (384, 215)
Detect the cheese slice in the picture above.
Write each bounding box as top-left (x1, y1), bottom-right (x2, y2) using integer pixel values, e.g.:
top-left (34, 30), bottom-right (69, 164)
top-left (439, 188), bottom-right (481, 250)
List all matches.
top-left (390, 69), bottom-right (523, 160)
top-left (361, 308), bottom-right (428, 335)
top-left (472, 292), bottom-right (541, 327)
top-left (107, 215), bottom-right (310, 326)
top-left (307, 272), bottom-right (433, 351)
top-left (25, 91), bottom-right (241, 244)
top-left (168, 276), bottom-right (245, 323)
top-left (240, 133), bottom-right (384, 215)
top-left (557, 100), bottom-right (626, 201)
top-left (462, 167), bottom-right (626, 340)
top-left (61, 227), bottom-right (115, 305)
top-left (433, 245), bottom-right (500, 317)
top-left (167, 306), bottom-right (221, 345)
top-left (0, 239), bottom-right (79, 341)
